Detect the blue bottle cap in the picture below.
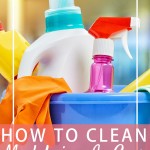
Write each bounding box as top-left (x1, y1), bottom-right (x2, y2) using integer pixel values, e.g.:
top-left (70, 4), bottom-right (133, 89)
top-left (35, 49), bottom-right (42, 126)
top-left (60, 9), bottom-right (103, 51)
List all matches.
top-left (45, 0), bottom-right (84, 32)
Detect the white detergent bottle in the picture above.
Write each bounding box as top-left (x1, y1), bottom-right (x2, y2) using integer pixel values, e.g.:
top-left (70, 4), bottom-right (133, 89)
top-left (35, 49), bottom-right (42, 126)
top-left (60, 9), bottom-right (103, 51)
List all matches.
top-left (18, 0), bottom-right (94, 92)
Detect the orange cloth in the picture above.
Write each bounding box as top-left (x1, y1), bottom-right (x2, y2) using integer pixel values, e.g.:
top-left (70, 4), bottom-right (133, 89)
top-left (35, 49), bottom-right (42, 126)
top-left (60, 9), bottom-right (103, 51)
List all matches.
top-left (0, 76), bottom-right (71, 146)
top-left (0, 84), bottom-right (12, 124)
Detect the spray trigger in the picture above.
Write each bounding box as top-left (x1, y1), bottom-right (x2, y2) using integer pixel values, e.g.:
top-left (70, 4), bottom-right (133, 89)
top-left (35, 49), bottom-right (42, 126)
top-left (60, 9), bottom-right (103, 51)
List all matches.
top-left (121, 30), bottom-right (133, 59)
top-left (110, 30), bottom-right (133, 59)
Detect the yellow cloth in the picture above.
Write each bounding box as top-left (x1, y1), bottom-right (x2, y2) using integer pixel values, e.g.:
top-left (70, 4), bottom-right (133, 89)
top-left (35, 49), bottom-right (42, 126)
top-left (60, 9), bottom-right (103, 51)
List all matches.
top-left (0, 76), bottom-right (71, 146)
top-left (0, 31), bottom-right (29, 83)
top-left (121, 69), bottom-right (150, 92)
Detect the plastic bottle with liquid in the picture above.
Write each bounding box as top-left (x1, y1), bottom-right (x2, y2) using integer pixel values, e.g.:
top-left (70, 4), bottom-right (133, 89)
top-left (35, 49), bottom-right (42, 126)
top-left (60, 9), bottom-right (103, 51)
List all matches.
top-left (18, 0), bottom-right (94, 93)
top-left (88, 17), bottom-right (140, 92)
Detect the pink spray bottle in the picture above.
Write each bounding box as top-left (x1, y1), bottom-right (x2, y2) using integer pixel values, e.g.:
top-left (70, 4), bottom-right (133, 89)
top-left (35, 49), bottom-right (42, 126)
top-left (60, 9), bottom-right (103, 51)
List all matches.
top-left (88, 17), bottom-right (140, 93)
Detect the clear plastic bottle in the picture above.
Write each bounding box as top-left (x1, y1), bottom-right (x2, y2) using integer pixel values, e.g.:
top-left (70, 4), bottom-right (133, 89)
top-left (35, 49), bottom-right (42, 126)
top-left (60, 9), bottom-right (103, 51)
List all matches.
top-left (89, 55), bottom-right (114, 92)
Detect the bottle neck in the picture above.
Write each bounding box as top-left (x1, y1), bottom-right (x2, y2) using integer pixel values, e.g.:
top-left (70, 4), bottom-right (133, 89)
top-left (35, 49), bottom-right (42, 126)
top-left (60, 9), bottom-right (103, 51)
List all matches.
top-left (93, 55), bottom-right (113, 63)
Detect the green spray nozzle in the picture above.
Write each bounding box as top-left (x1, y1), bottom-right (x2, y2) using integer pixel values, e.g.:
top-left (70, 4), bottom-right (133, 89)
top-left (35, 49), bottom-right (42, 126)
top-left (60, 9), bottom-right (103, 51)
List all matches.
top-left (50, 0), bottom-right (74, 9)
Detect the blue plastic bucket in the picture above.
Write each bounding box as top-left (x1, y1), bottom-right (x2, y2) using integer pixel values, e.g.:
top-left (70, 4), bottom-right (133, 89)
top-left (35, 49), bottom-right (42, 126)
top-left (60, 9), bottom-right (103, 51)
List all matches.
top-left (50, 86), bottom-right (150, 124)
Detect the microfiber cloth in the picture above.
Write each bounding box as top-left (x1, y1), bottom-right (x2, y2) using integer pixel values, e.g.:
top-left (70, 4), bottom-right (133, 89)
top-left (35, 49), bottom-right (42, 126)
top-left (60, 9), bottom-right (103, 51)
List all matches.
top-left (136, 85), bottom-right (150, 93)
top-left (0, 76), bottom-right (71, 146)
